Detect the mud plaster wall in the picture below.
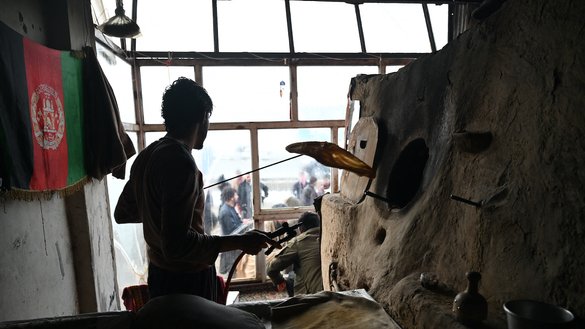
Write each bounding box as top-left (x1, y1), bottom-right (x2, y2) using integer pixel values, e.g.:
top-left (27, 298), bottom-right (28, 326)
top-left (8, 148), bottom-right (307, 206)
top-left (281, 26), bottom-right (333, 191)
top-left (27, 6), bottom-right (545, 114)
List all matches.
top-left (320, 0), bottom-right (585, 328)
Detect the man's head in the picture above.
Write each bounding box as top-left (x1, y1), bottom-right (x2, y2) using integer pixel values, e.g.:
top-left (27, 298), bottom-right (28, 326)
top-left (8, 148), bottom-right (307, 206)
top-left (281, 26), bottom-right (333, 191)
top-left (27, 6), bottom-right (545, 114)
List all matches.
top-left (161, 77), bottom-right (213, 148)
top-left (308, 176), bottom-right (317, 186)
top-left (298, 211), bottom-right (320, 232)
top-left (221, 186), bottom-right (238, 205)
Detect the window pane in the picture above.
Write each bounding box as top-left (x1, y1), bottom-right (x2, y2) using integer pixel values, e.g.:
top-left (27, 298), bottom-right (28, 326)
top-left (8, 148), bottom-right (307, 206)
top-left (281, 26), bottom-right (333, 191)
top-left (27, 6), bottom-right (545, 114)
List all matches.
top-left (193, 130), bottom-right (254, 279)
top-left (145, 131), bottom-right (166, 147)
top-left (337, 127), bottom-right (346, 191)
top-left (218, 0), bottom-right (289, 52)
top-left (195, 130), bottom-right (252, 221)
top-left (96, 42), bottom-right (136, 123)
top-left (258, 128), bottom-right (331, 210)
top-left (136, 0), bottom-right (213, 52)
top-left (140, 67), bottom-right (195, 124)
top-left (297, 66), bottom-right (377, 120)
top-left (429, 4), bottom-right (449, 51)
top-left (290, 2), bottom-right (361, 52)
top-left (194, 130), bottom-right (251, 184)
top-left (361, 3), bottom-right (431, 53)
top-left (338, 127), bottom-right (346, 150)
top-left (203, 67), bottom-right (290, 123)
top-left (106, 133), bottom-right (147, 304)
top-left (92, 0), bottom-right (134, 48)
top-left (386, 65), bottom-right (404, 74)
top-left (348, 100), bottom-right (360, 134)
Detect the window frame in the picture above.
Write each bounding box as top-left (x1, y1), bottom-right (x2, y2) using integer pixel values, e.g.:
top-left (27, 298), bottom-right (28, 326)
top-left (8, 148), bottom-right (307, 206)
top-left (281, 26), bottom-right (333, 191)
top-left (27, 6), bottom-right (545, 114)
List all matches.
top-left (95, 0), bottom-right (450, 284)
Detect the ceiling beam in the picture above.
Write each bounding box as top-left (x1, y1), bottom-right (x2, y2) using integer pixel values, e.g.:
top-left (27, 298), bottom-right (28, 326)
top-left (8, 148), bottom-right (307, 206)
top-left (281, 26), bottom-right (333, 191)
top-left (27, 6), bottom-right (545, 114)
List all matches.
top-left (291, 0), bottom-right (482, 4)
top-left (131, 51), bottom-right (419, 66)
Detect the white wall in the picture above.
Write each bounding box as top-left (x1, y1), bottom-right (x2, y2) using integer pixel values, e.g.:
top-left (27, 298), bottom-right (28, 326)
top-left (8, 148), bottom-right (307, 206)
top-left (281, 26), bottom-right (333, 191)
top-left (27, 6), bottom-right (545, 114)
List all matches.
top-left (0, 195), bottom-right (79, 321)
top-left (0, 0), bottom-right (120, 322)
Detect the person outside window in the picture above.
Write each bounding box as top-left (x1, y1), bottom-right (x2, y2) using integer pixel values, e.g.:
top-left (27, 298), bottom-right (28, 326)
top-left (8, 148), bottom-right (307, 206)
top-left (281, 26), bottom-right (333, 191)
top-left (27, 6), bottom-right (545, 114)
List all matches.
top-left (114, 77), bottom-right (279, 302)
top-left (237, 174), bottom-right (252, 219)
top-left (292, 171), bottom-right (307, 200)
top-left (218, 186), bottom-right (246, 275)
top-left (301, 176), bottom-right (318, 206)
top-left (267, 211), bottom-right (323, 296)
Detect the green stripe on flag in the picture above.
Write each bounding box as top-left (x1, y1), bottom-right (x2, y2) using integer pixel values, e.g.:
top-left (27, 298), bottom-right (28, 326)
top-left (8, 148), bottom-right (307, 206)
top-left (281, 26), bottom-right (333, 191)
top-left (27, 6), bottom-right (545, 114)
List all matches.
top-left (61, 52), bottom-right (85, 185)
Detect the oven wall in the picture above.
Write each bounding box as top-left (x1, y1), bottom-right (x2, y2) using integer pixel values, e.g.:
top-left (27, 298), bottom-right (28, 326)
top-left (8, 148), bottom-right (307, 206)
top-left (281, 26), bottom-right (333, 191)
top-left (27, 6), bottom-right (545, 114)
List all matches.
top-left (321, 0), bottom-right (585, 327)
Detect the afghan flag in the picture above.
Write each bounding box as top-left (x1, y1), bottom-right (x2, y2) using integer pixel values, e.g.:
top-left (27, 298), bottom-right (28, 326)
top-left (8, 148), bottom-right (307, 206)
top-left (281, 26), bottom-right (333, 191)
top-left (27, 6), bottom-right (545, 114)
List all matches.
top-left (0, 22), bottom-right (85, 195)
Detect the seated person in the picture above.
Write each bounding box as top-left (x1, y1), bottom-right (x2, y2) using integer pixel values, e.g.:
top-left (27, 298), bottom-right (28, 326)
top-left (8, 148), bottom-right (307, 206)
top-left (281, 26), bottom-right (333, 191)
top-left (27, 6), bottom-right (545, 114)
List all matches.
top-left (267, 212), bottom-right (323, 296)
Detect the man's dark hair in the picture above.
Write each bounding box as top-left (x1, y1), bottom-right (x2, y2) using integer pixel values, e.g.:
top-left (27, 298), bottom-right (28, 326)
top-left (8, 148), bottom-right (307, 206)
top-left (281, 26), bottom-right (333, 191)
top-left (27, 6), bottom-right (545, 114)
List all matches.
top-left (221, 187), bottom-right (236, 203)
top-left (161, 77), bottom-right (213, 138)
top-left (298, 211), bottom-right (319, 230)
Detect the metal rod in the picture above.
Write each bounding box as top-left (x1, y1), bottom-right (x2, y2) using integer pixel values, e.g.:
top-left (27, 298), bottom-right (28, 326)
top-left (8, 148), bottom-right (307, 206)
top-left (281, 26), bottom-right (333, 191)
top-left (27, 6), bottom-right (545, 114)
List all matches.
top-left (450, 194), bottom-right (482, 208)
top-left (285, 0), bottom-right (295, 53)
top-left (422, 3), bottom-right (437, 52)
top-left (364, 190), bottom-right (392, 204)
top-left (355, 4), bottom-right (367, 53)
top-left (203, 154), bottom-right (303, 189)
top-left (212, 0), bottom-right (219, 52)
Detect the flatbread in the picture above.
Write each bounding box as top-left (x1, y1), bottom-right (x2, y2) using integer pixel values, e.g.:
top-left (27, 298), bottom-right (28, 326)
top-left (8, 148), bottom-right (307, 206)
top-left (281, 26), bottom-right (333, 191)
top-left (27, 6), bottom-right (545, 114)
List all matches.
top-left (271, 291), bottom-right (400, 329)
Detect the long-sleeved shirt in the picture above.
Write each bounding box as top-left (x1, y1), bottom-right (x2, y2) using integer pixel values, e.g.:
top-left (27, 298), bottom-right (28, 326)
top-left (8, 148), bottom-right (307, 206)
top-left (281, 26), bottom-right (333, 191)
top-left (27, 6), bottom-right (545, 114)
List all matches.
top-left (114, 137), bottom-right (221, 272)
top-left (267, 227), bottom-right (323, 295)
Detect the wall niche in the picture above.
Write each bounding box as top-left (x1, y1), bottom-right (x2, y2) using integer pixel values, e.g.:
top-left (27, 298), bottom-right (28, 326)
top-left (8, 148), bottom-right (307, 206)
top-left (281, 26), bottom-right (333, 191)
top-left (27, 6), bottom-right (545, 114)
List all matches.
top-left (386, 138), bottom-right (429, 209)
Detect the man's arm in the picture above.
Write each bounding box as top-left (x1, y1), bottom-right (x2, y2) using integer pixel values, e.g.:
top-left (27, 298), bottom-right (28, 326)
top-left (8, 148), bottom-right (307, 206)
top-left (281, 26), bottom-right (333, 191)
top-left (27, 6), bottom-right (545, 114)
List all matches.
top-left (267, 245), bottom-right (298, 286)
top-left (218, 230), bottom-right (280, 255)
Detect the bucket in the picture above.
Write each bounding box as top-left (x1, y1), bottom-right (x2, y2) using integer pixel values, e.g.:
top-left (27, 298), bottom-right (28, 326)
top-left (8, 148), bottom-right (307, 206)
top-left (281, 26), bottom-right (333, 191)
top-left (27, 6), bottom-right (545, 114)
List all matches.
top-left (503, 300), bottom-right (574, 329)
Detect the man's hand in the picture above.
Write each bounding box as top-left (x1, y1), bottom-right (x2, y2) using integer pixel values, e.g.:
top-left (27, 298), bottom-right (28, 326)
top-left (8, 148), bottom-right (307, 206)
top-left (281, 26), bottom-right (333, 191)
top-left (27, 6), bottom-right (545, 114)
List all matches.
top-left (240, 230), bottom-right (282, 255)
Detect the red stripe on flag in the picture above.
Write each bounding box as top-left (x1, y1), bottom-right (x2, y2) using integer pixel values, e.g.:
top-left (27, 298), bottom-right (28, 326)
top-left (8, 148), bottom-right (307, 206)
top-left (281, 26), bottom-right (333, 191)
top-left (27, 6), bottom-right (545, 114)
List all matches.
top-left (23, 38), bottom-right (69, 190)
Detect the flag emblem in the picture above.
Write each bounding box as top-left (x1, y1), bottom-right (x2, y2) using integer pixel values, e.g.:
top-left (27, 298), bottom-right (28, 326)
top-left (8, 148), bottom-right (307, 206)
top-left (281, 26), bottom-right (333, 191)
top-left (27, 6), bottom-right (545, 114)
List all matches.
top-left (30, 83), bottom-right (65, 150)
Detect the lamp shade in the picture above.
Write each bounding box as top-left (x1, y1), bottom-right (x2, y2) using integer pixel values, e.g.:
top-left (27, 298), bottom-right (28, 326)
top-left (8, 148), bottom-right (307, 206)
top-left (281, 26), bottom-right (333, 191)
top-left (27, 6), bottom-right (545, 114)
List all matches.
top-left (97, 0), bottom-right (141, 38)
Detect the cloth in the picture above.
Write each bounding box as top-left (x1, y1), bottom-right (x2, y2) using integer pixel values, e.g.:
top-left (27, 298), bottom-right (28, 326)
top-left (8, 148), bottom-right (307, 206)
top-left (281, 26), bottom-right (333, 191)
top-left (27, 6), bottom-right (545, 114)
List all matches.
top-left (0, 22), bottom-right (134, 194)
top-left (267, 227), bottom-right (323, 295)
top-left (82, 46), bottom-right (135, 180)
top-left (0, 21), bottom-right (85, 192)
top-left (270, 291), bottom-right (400, 329)
top-left (114, 136), bottom-right (221, 273)
top-left (121, 284), bottom-right (149, 312)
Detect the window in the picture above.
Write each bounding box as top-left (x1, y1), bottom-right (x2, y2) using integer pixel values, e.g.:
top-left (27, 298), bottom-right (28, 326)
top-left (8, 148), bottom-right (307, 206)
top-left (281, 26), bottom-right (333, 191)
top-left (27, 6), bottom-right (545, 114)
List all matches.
top-left (95, 0), bottom-right (449, 288)
top-left (96, 42), bottom-right (135, 123)
top-left (218, 0), bottom-right (289, 52)
top-left (258, 128), bottom-right (332, 210)
top-left (136, 0), bottom-right (214, 52)
top-left (106, 133), bottom-right (147, 292)
top-left (297, 66), bottom-right (378, 120)
top-left (141, 66), bottom-right (195, 124)
top-left (203, 66), bottom-right (290, 123)
top-left (290, 1), bottom-right (361, 52)
top-left (360, 3), bottom-right (432, 53)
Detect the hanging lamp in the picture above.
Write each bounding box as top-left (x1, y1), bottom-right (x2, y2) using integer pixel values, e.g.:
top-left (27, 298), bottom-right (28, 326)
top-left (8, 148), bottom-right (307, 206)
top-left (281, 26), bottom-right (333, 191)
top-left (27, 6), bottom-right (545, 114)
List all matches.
top-left (97, 0), bottom-right (141, 38)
